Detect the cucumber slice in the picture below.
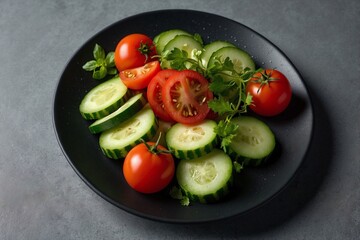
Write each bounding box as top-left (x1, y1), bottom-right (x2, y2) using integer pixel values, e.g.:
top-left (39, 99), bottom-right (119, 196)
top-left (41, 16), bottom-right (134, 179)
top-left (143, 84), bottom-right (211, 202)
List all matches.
top-left (176, 149), bottom-right (233, 203)
top-left (208, 46), bottom-right (255, 73)
top-left (79, 77), bottom-right (129, 120)
top-left (200, 41), bottom-right (235, 68)
top-left (154, 29), bottom-right (191, 54)
top-left (88, 93), bottom-right (147, 134)
top-left (99, 105), bottom-right (158, 159)
top-left (166, 120), bottom-right (218, 160)
top-left (228, 116), bottom-right (275, 166)
top-left (161, 34), bottom-right (203, 69)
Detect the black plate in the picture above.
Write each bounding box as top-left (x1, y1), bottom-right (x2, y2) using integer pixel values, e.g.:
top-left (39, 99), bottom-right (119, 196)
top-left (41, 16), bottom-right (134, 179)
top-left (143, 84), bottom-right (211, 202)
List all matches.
top-left (53, 10), bottom-right (313, 223)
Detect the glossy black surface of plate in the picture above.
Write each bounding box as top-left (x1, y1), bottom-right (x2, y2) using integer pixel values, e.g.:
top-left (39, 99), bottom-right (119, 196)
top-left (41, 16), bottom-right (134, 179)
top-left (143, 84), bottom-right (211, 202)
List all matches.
top-left (53, 10), bottom-right (313, 223)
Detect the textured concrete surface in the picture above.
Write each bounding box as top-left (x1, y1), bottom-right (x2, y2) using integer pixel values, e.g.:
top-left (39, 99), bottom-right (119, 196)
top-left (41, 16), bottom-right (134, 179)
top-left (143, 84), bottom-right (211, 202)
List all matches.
top-left (1, 0), bottom-right (359, 239)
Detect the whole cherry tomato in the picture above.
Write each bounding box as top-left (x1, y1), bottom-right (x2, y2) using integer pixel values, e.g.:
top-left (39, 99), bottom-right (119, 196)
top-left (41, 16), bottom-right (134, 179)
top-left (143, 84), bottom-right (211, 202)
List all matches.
top-left (246, 69), bottom-right (292, 116)
top-left (114, 33), bottom-right (156, 71)
top-left (123, 141), bottom-right (175, 194)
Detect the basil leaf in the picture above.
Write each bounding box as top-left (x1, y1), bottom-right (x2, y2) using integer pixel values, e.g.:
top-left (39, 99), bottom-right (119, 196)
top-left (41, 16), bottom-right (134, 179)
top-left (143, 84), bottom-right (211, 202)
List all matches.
top-left (93, 44), bottom-right (105, 60)
top-left (107, 67), bottom-right (118, 75)
top-left (82, 60), bottom-right (98, 71)
top-left (92, 66), bottom-right (107, 79)
top-left (105, 52), bottom-right (115, 67)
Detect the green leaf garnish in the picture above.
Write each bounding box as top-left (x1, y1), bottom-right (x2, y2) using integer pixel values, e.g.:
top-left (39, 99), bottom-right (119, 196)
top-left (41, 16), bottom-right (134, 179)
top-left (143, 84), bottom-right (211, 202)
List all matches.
top-left (180, 197), bottom-right (190, 206)
top-left (82, 60), bottom-right (97, 71)
top-left (233, 161), bottom-right (244, 173)
top-left (105, 52), bottom-right (115, 67)
top-left (161, 47), bottom-right (206, 75)
top-left (93, 43), bottom-right (105, 60)
top-left (82, 44), bottom-right (118, 80)
top-left (207, 98), bottom-right (234, 115)
top-left (92, 65), bottom-right (107, 79)
top-left (107, 67), bottom-right (118, 75)
top-left (169, 186), bottom-right (190, 206)
top-left (193, 33), bottom-right (203, 45)
top-left (205, 56), bottom-right (259, 150)
top-left (214, 119), bottom-right (239, 152)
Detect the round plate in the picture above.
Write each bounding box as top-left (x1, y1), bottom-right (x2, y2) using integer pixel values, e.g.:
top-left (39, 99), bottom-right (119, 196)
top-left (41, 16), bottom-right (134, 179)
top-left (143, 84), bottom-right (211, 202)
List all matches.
top-left (53, 10), bottom-right (313, 223)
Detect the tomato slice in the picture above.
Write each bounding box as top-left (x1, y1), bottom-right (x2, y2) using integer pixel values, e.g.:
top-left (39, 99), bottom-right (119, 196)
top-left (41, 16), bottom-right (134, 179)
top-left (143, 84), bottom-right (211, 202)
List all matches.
top-left (119, 61), bottom-right (161, 90)
top-left (162, 70), bottom-right (212, 124)
top-left (147, 69), bottom-right (178, 122)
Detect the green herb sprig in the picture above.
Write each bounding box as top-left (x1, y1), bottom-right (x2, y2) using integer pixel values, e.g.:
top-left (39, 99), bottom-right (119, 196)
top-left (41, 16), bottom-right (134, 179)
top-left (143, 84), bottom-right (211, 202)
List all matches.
top-left (169, 186), bottom-right (190, 206)
top-left (82, 44), bottom-right (118, 80)
top-left (206, 56), bottom-right (262, 151)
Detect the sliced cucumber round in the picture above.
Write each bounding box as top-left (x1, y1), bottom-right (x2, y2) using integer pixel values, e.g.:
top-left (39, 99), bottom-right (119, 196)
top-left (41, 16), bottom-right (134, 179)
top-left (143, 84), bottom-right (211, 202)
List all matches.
top-left (88, 93), bottom-right (147, 134)
top-left (79, 77), bottom-right (129, 120)
top-left (166, 120), bottom-right (218, 160)
top-left (228, 116), bottom-right (275, 166)
top-left (176, 149), bottom-right (233, 204)
top-left (208, 46), bottom-right (255, 73)
top-left (200, 40), bottom-right (235, 68)
top-left (154, 29), bottom-right (191, 54)
top-left (161, 34), bottom-right (203, 69)
top-left (99, 105), bottom-right (158, 159)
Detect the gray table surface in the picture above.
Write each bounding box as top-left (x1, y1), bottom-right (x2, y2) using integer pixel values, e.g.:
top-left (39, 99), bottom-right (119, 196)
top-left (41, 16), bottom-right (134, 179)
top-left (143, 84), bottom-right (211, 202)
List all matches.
top-left (1, 0), bottom-right (359, 239)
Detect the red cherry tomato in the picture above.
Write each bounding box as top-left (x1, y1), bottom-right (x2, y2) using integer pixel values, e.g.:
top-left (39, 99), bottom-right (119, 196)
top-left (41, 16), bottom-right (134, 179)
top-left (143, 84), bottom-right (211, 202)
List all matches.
top-left (162, 70), bottom-right (212, 124)
top-left (246, 69), bottom-right (292, 116)
top-left (147, 69), bottom-right (179, 122)
top-left (123, 142), bottom-right (175, 194)
top-left (119, 61), bottom-right (161, 90)
top-left (114, 33), bottom-right (156, 71)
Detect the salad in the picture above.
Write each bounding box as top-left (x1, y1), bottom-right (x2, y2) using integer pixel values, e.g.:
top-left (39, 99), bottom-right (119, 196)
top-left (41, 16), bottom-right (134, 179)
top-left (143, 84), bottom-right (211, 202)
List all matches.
top-left (79, 29), bottom-right (292, 205)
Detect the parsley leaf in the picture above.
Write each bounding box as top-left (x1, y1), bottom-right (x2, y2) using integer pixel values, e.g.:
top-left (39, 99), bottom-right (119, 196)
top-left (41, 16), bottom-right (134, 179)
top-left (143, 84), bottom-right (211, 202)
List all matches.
top-left (208, 75), bottom-right (235, 95)
top-left (214, 119), bottom-right (239, 152)
top-left (233, 161), bottom-right (244, 173)
top-left (205, 56), bottom-right (258, 150)
top-left (163, 48), bottom-right (189, 70)
top-left (169, 186), bottom-right (190, 206)
top-left (207, 98), bottom-right (234, 115)
top-left (193, 33), bottom-right (203, 45)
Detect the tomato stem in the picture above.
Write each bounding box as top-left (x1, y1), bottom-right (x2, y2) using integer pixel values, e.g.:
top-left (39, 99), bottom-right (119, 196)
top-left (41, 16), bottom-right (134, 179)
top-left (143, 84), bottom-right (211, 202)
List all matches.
top-left (138, 41), bottom-right (153, 63)
top-left (141, 133), bottom-right (172, 155)
top-left (251, 69), bottom-right (280, 94)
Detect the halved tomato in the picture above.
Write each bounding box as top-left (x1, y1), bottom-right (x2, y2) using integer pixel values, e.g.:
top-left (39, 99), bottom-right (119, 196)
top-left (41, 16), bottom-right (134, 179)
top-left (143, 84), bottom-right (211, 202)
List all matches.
top-left (162, 70), bottom-right (212, 124)
top-left (147, 69), bottom-right (178, 122)
top-left (119, 61), bottom-right (161, 90)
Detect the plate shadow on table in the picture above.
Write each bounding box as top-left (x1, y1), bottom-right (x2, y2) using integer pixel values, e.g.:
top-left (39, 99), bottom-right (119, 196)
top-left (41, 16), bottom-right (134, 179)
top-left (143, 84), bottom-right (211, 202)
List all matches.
top-left (134, 80), bottom-right (334, 236)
